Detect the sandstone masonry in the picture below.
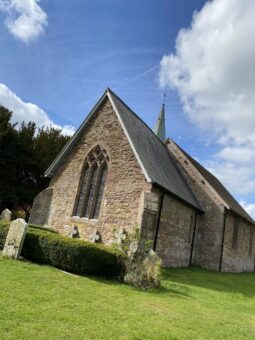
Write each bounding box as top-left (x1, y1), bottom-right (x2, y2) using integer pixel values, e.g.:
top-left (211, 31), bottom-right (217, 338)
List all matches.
top-left (47, 98), bottom-right (151, 243)
top-left (166, 139), bottom-right (255, 272)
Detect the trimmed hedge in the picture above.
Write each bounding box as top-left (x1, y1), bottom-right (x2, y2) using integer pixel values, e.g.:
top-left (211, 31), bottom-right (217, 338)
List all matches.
top-left (0, 222), bottom-right (122, 277)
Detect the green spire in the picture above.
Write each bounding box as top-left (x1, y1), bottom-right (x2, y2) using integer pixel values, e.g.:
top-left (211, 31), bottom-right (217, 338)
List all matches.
top-left (153, 103), bottom-right (166, 142)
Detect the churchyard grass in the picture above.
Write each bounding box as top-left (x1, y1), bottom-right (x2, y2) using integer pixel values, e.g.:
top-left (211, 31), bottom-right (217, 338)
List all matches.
top-left (0, 257), bottom-right (254, 339)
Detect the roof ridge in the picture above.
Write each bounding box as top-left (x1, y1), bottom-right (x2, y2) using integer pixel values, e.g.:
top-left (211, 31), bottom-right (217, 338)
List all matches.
top-left (166, 138), bottom-right (255, 224)
top-left (166, 138), bottom-right (230, 208)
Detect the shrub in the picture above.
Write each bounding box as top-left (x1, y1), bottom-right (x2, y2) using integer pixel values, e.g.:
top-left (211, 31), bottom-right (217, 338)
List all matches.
top-left (29, 224), bottom-right (57, 234)
top-left (116, 228), bottom-right (162, 289)
top-left (123, 248), bottom-right (162, 289)
top-left (0, 222), bottom-right (122, 277)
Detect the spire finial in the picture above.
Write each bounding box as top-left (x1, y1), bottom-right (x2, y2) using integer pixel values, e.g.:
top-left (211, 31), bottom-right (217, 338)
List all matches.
top-left (153, 96), bottom-right (166, 142)
top-left (163, 93), bottom-right (166, 106)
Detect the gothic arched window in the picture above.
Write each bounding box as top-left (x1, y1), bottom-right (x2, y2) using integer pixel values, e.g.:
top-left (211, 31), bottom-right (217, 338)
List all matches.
top-left (73, 145), bottom-right (109, 219)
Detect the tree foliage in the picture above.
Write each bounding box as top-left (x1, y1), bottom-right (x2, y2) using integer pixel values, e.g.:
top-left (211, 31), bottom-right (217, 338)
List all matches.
top-left (0, 105), bottom-right (71, 219)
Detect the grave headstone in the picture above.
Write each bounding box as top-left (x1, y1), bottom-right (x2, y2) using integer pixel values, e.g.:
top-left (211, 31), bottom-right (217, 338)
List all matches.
top-left (91, 230), bottom-right (101, 243)
top-left (67, 225), bottom-right (80, 238)
top-left (114, 228), bottom-right (127, 244)
top-left (1, 208), bottom-right (11, 221)
top-left (2, 218), bottom-right (28, 259)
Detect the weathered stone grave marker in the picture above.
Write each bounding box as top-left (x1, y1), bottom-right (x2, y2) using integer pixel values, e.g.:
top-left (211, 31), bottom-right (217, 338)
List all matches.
top-left (2, 218), bottom-right (28, 259)
top-left (91, 230), bottom-right (101, 243)
top-left (114, 228), bottom-right (127, 244)
top-left (67, 225), bottom-right (80, 238)
top-left (1, 208), bottom-right (11, 221)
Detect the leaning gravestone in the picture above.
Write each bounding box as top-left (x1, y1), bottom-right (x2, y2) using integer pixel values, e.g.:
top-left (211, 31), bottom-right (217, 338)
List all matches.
top-left (1, 208), bottom-right (11, 221)
top-left (2, 219), bottom-right (28, 259)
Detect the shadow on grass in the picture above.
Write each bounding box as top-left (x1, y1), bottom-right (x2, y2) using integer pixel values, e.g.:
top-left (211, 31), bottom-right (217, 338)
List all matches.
top-left (76, 271), bottom-right (192, 299)
top-left (12, 258), bottom-right (255, 298)
top-left (162, 266), bottom-right (255, 297)
top-left (52, 263), bottom-right (192, 299)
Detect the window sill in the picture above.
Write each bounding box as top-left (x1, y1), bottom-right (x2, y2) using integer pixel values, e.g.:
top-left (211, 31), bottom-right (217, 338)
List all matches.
top-left (70, 216), bottom-right (98, 224)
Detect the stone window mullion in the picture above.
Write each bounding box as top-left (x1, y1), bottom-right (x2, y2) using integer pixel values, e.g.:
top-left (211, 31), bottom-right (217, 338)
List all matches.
top-left (93, 165), bottom-right (108, 220)
top-left (89, 164), bottom-right (104, 219)
top-left (73, 165), bottom-right (90, 217)
top-left (80, 164), bottom-right (95, 217)
top-left (72, 145), bottom-right (109, 220)
top-left (83, 164), bottom-right (98, 218)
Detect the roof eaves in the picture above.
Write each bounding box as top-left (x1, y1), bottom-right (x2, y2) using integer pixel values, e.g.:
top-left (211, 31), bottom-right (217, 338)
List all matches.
top-left (227, 208), bottom-right (255, 226)
top-left (153, 181), bottom-right (204, 213)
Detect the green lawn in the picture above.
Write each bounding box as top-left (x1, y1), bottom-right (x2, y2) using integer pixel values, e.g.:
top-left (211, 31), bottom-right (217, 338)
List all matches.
top-left (0, 257), bottom-right (254, 339)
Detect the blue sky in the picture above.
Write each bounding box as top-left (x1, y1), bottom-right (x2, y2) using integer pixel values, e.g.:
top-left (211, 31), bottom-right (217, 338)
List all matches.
top-left (0, 1), bottom-right (206, 138)
top-left (0, 0), bottom-right (255, 217)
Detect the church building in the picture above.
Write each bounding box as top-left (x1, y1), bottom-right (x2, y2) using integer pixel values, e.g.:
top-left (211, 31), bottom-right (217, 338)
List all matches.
top-left (29, 88), bottom-right (255, 273)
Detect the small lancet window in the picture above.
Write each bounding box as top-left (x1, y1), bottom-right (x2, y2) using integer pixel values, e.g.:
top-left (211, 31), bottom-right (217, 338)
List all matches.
top-left (73, 145), bottom-right (109, 219)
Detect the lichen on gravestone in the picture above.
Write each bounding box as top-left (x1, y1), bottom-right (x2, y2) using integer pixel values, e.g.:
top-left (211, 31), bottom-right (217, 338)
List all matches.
top-left (1, 208), bottom-right (11, 221)
top-left (2, 218), bottom-right (28, 259)
top-left (114, 228), bottom-right (127, 244)
top-left (90, 230), bottom-right (102, 243)
top-left (123, 247), bottom-right (162, 289)
top-left (67, 225), bottom-right (80, 238)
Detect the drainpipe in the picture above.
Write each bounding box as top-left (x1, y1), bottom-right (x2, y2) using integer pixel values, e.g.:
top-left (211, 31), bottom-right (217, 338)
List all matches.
top-left (189, 212), bottom-right (198, 265)
top-left (219, 208), bottom-right (227, 272)
top-left (153, 191), bottom-right (164, 251)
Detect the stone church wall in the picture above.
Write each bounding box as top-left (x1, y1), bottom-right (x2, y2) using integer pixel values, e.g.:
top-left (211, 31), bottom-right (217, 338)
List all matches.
top-left (155, 193), bottom-right (197, 267)
top-left (166, 140), bottom-right (225, 271)
top-left (48, 98), bottom-right (151, 243)
top-left (221, 213), bottom-right (255, 272)
top-left (139, 191), bottom-right (160, 245)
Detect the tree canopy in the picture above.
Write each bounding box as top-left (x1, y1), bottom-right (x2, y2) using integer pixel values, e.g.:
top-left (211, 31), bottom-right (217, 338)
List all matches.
top-left (0, 105), bottom-right (71, 219)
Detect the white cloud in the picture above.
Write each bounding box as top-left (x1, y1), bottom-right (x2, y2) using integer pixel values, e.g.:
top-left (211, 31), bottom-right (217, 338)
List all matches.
top-left (240, 201), bottom-right (255, 219)
top-left (159, 0), bottom-right (255, 201)
top-left (205, 160), bottom-right (255, 196)
top-left (0, 83), bottom-right (75, 136)
top-left (215, 146), bottom-right (255, 164)
top-left (0, 0), bottom-right (47, 43)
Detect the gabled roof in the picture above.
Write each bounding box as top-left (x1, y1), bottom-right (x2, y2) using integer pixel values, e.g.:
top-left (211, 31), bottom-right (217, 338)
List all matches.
top-left (45, 88), bottom-right (202, 212)
top-left (167, 139), bottom-right (255, 225)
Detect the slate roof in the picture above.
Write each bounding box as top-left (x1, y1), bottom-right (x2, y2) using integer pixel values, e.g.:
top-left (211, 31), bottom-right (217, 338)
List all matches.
top-left (45, 88), bottom-right (202, 212)
top-left (167, 139), bottom-right (255, 224)
top-left (108, 89), bottom-right (202, 211)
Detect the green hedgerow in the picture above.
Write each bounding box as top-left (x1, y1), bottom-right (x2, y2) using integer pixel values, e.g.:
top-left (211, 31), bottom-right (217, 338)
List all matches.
top-left (0, 221), bottom-right (122, 277)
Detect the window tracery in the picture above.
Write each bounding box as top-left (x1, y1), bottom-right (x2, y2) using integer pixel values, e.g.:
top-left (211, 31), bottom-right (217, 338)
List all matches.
top-left (73, 145), bottom-right (109, 219)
